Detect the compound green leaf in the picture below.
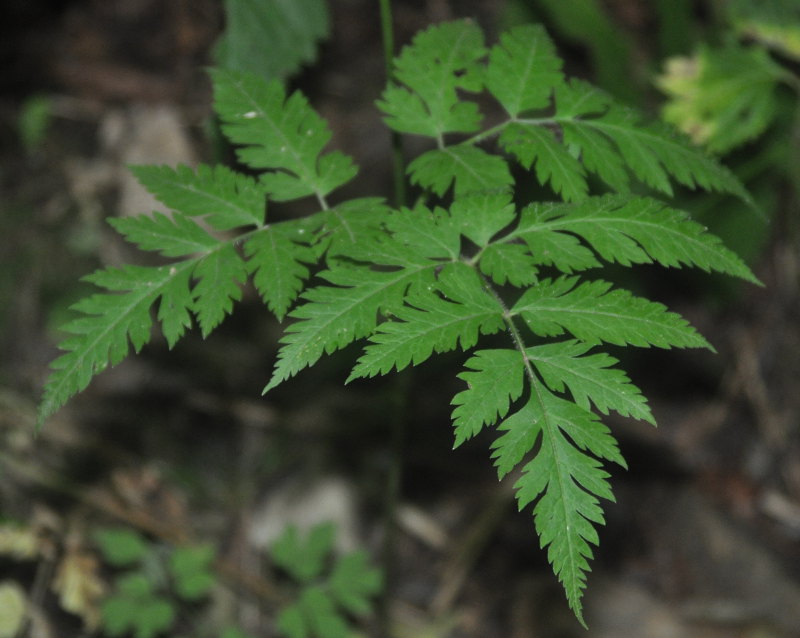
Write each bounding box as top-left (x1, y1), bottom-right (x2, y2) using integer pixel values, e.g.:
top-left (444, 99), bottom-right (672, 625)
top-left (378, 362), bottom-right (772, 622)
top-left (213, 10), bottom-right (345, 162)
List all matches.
top-left (109, 212), bottom-right (221, 258)
top-left (512, 276), bottom-right (711, 349)
top-left (38, 262), bottom-right (195, 427)
top-left (245, 222), bottom-right (316, 321)
top-left (265, 261), bottom-right (438, 392)
top-left (212, 69), bottom-right (357, 201)
top-left (213, 0), bottom-right (328, 81)
top-left (328, 551), bottom-right (383, 616)
top-left (300, 588), bottom-right (349, 638)
top-left (552, 80), bottom-right (752, 203)
top-left (500, 123), bottom-right (588, 201)
top-left (494, 390), bottom-right (625, 624)
top-left (486, 23), bottom-right (564, 117)
top-left (94, 528), bottom-right (149, 567)
top-left (192, 244), bottom-right (248, 337)
top-left (272, 523), bottom-right (334, 584)
top-left (348, 264), bottom-right (505, 379)
top-left (38, 19), bottom-right (761, 631)
top-left (129, 164), bottom-right (265, 230)
top-left (449, 191), bottom-right (516, 247)
top-left (527, 340), bottom-right (654, 423)
top-left (478, 242), bottom-right (538, 286)
top-left (513, 195), bottom-right (758, 281)
top-left (451, 349), bottom-right (525, 447)
top-left (408, 146), bottom-right (513, 197)
top-left (379, 20), bottom-right (486, 137)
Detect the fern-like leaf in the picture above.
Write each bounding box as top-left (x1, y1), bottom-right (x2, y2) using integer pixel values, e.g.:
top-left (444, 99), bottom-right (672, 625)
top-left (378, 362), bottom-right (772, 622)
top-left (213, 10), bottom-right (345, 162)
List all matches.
top-left (108, 211), bottom-right (220, 258)
top-left (245, 222), bottom-right (315, 321)
top-left (552, 80), bottom-right (753, 202)
top-left (378, 20), bottom-right (486, 138)
top-left (485, 23), bottom-right (564, 117)
top-left (38, 263), bottom-right (195, 426)
top-left (408, 146), bottom-right (513, 197)
top-left (512, 276), bottom-right (711, 349)
top-left (492, 391), bottom-right (626, 625)
top-left (348, 264), bottom-right (505, 379)
top-left (500, 123), bottom-right (588, 201)
top-left (479, 243), bottom-right (539, 286)
top-left (212, 69), bottom-right (357, 201)
top-left (526, 340), bottom-right (654, 423)
top-left (39, 20), bottom-right (761, 629)
top-left (129, 164), bottom-right (266, 230)
top-left (511, 195), bottom-right (759, 281)
top-left (449, 191), bottom-right (516, 247)
top-left (192, 245), bottom-right (249, 337)
top-left (451, 349), bottom-right (525, 447)
top-left (265, 262), bottom-right (437, 392)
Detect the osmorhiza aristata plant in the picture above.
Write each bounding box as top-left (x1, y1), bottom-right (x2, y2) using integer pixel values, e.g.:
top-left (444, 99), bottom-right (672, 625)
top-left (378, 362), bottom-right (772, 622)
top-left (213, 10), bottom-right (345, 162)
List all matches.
top-left (38, 20), bottom-right (758, 625)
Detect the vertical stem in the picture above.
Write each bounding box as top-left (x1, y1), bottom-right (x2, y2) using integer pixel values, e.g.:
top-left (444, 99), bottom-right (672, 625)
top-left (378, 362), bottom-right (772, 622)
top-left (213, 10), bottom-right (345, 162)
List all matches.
top-left (379, 0), bottom-right (407, 208)
top-left (377, 371), bottom-right (409, 636)
top-left (784, 75), bottom-right (800, 197)
top-left (377, 2), bottom-right (407, 635)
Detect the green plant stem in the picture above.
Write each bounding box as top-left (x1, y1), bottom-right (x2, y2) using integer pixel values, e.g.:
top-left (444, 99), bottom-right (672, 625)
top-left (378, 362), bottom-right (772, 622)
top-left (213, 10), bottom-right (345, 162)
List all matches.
top-left (479, 274), bottom-right (538, 389)
top-left (379, 0), bottom-right (406, 208)
top-left (479, 270), bottom-right (587, 622)
top-left (463, 116), bottom-right (556, 147)
top-left (376, 3), bottom-right (409, 635)
top-left (376, 370), bottom-right (410, 634)
top-left (783, 74), bottom-right (800, 194)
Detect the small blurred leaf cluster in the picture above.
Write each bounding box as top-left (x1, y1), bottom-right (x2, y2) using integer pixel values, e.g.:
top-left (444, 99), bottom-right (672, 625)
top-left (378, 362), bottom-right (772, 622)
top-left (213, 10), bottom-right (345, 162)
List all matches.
top-left (656, 43), bottom-right (788, 154)
top-left (729, 0), bottom-right (800, 61)
top-left (273, 523), bottom-right (382, 638)
top-left (654, 0), bottom-right (800, 264)
top-left (17, 94), bottom-right (53, 153)
top-left (503, 0), bottom-right (799, 264)
top-left (656, 0), bottom-right (800, 158)
top-left (92, 524), bottom-right (380, 638)
top-left (94, 528), bottom-right (217, 638)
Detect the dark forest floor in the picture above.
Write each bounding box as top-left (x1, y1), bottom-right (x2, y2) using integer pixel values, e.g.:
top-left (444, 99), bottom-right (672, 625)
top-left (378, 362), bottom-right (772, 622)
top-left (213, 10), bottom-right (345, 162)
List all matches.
top-left (2, 1), bottom-right (800, 637)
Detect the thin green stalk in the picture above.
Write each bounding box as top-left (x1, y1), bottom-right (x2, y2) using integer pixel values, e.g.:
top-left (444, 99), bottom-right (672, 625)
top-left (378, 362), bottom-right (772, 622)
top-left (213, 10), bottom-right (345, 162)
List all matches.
top-left (379, 0), bottom-right (407, 208)
top-left (377, 2), bottom-right (408, 636)
top-left (783, 73), bottom-right (800, 197)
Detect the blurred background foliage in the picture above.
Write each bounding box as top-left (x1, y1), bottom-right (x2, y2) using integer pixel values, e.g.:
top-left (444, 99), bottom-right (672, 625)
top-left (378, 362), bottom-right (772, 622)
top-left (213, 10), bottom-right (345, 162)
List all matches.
top-left (2, 1), bottom-right (800, 637)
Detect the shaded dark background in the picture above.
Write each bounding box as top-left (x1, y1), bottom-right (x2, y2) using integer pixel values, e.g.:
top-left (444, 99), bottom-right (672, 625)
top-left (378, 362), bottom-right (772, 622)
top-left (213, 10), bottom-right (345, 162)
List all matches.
top-left (1, 1), bottom-right (799, 636)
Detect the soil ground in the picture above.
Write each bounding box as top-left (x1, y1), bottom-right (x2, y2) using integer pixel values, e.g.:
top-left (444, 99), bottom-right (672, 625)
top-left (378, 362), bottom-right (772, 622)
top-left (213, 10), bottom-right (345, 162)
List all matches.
top-left (2, 1), bottom-right (800, 637)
